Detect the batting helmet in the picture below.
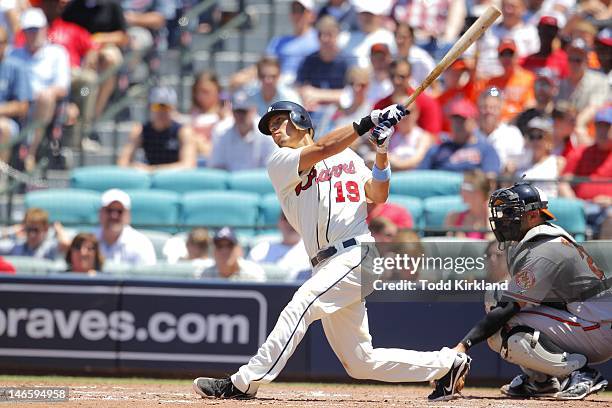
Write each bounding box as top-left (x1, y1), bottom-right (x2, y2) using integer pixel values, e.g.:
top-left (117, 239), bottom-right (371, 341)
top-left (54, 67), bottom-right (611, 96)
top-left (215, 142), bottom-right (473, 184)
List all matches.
top-left (488, 182), bottom-right (556, 243)
top-left (258, 101), bottom-right (313, 135)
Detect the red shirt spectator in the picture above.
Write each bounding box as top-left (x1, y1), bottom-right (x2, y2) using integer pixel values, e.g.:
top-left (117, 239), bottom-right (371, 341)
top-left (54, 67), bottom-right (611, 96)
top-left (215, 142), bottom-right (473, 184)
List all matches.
top-left (367, 203), bottom-right (414, 229)
top-left (15, 17), bottom-right (97, 68)
top-left (0, 256), bottom-right (15, 274)
top-left (521, 49), bottom-right (569, 78)
top-left (374, 88), bottom-right (442, 135)
top-left (562, 145), bottom-right (612, 199)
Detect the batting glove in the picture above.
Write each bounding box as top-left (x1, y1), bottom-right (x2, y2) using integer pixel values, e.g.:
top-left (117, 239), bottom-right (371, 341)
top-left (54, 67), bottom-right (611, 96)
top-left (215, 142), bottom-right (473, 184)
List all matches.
top-left (369, 121), bottom-right (394, 154)
top-left (353, 104), bottom-right (408, 136)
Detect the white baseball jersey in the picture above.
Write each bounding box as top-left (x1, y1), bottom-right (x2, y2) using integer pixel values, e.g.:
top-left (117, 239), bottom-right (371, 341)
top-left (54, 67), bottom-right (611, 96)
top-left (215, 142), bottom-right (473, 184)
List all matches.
top-left (267, 146), bottom-right (373, 258)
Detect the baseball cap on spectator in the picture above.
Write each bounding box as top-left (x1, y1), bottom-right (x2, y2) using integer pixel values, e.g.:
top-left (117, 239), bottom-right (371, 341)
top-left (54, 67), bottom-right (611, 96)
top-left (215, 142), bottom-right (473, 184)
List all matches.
top-left (535, 67), bottom-right (560, 86)
top-left (353, 0), bottom-right (393, 15)
top-left (231, 90), bottom-right (253, 111)
top-left (594, 106), bottom-right (612, 124)
top-left (498, 39), bottom-right (517, 54)
top-left (149, 86), bottom-right (177, 106)
top-left (538, 15), bottom-right (558, 28)
top-left (101, 189), bottom-right (131, 210)
top-left (597, 28), bottom-right (612, 47)
top-left (527, 116), bottom-right (553, 133)
top-left (21, 7), bottom-right (47, 30)
top-left (213, 227), bottom-right (238, 245)
top-left (370, 42), bottom-right (390, 55)
top-left (449, 99), bottom-right (478, 119)
top-left (293, 0), bottom-right (314, 11)
top-left (567, 38), bottom-right (589, 54)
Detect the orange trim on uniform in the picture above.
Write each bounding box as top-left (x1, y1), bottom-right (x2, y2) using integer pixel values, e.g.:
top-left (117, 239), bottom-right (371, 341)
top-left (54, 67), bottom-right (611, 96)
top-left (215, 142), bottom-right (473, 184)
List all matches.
top-left (519, 310), bottom-right (601, 331)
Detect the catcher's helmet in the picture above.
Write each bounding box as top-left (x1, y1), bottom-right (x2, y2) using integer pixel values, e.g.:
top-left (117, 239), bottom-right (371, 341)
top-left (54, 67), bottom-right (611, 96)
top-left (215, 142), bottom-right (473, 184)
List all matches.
top-left (258, 101), bottom-right (313, 135)
top-left (489, 182), bottom-right (556, 243)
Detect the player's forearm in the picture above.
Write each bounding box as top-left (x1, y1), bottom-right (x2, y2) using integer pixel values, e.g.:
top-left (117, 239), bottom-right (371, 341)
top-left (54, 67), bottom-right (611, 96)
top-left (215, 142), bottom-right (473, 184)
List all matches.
top-left (460, 302), bottom-right (520, 350)
top-left (313, 124), bottom-right (359, 157)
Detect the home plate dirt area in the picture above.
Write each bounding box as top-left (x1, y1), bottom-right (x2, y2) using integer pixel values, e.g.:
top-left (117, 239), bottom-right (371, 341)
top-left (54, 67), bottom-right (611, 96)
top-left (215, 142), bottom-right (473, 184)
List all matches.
top-left (1, 376), bottom-right (610, 408)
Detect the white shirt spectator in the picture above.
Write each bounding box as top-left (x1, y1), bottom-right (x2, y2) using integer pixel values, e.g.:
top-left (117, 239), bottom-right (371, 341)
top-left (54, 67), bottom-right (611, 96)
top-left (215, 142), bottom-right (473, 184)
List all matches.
top-left (476, 123), bottom-right (526, 167)
top-left (517, 154), bottom-right (560, 197)
top-left (199, 258), bottom-right (265, 282)
top-left (10, 42), bottom-right (70, 95)
top-left (209, 120), bottom-right (277, 171)
top-left (407, 45), bottom-right (436, 88)
top-left (388, 126), bottom-right (428, 159)
top-left (96, 225), bottom-right (156, 266)
top-left (248, 238), bottom-right (311, 280)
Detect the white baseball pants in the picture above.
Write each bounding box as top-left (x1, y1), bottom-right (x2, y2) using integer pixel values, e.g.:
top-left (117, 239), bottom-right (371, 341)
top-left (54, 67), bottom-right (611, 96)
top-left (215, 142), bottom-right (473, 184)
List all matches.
top-left (231, 244), bottom-right (457, 395)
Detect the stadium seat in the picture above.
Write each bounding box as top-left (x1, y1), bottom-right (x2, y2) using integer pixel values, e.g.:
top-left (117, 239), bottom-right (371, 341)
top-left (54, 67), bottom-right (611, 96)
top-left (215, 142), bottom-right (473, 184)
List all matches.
top-left (151, 168), bottom-right (229, 193)
top-left (388, 194), bottom-right (424, 229)
top-left (71, 166), bottom-right (150, 192)
top-left (390, 170), bottom-right (462, 199)
top-left (423, 195), bottom-right (467, 231)
top-left (4, 256), bottom-right (65, 275)
top-left (259, 193), bottom-right (281, 234)
top-left (228, 169), bottom-right (274, 195)
top-left (260, 263), bottom-right (290, 282)
top-left (125, 189), bottom-right (181, 232)
top-left (181, 191), bottom-right (261, 234)
top-left (138, 229), bottom-right (173, 260)
top-left (547, 198), bottom-right (586, 241)
top-left (129, 262), bottom-right (198, 279)
top-left (25, 188), bottom-right (101, 228)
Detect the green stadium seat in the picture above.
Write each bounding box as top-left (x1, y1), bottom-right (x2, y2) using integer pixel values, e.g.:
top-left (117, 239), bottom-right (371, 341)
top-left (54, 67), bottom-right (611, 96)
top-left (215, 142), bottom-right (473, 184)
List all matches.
top-left (5, 256), bottom-right (65, 275)
top-left (129, 262), bottom-right (198, 279)
top-left (547, 198), bottom-right (586, 241)
top-left (261, 263), bottom-right (290, 282)
top-left (423, 195), bottom-right (467, 231)
top-left (151, 168), bottom-right (228, 193)
top-left (138, 229), bottom-right (173, 260)
top-left (125, 189), bottom-right (181, 232)
top-left (71, 166), bottom-right (150, 192)
top-left (25, 188), bottom-right (101, 228)
top-left (181, 191), bottom-right (261, 234)
top-left (388, 195), bottom-right (424, 229)
top-left (228, 169), bottom-right (274, 195)
top-left (390, 170), bottom-right (462, 199)
top-left (260, 193), bottom-right (281, 227)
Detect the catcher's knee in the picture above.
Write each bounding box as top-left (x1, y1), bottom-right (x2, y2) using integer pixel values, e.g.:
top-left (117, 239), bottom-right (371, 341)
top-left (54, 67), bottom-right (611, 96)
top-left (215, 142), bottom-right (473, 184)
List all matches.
top-left (500, 326), bottom-right (587, 378)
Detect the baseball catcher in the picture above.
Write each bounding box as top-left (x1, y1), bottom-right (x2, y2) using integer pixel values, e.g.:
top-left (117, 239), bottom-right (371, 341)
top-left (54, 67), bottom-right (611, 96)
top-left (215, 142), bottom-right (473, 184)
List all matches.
top-left (454, 182), bottom-right (611, 400)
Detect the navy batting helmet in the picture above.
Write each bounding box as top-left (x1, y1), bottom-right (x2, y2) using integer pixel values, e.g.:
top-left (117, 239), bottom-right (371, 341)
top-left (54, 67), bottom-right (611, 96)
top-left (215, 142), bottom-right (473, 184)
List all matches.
top-left (258, 101), bottom-right (313, 135)
top-left (489, 182), bottom-right (556, 243)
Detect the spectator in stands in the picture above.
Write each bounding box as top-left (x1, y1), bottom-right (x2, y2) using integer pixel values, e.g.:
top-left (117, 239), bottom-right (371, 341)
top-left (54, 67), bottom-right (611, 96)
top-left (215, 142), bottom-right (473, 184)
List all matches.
top-left (316, 0), bottom-right (359, 32)
top-left (118, 86), bottom-right (196, 171)
top-left (391, 0), bottom-right (465, 61)
top-left (374, 59), bottom-right (442, 135)
top-left (96, 188), bottom-right (156, 266)
top-left (10, 8), bottom-right (70, 171)
top-left (0, 255), bottom-right (15, 273)
top-left (248, 212), bottom-right (310, 280)
top-left (65, 232), bottom-right (104, 275)
top-left (0, 26), bottom-right (31, 164)
top-left (366, 43), bottom-right (393, 107)
top-left (484, 240), bottom-right (509, 282)
top-left (475, 39), bottom-right (536, 122)
top-left (567, 18), bottom-right (601, 70)
top-left (245, 57), bottom-right (302, 117)
top-left (183, 227), bottom-right (213, 270)
top-left (594, 28), bottom-right (611, 81)
top-left (121, 0), bottom-right (175, 53)
top-left (552, 100), bottom-right (580, 159)
top-left (514, 116), bottom-right (563, 197)
top-left (296, 16), bottom-right (348, 110)
top-left (388, 104), bottom-right (433, 171)
top-left (419, 99), bottom-right (501, 175)
top-left (472, 0), bottom-right (539, 78)
top-left (385, 230), bottom-right (424, 281)
top-left (200, 227), bottom-right (265, 282)
top-left (368, 216), bottom-right (398, 243)
top-left (557, 38), bottom-right (609, 139)
top-left (341, 0), bottom-right (395, 68)
top-left (475, 87), bottom-right (525, 170)
top-left (1, 208), bottom-right (60, 260)
top-left (393, 22), bottom-right (435, 89)
top-left (436, 59), bottom-right (476, 134)
top-left (334, 66), bottom-right (371, 128)
top-left (445, 170), bottom-right (494, 240)
top-left (559, 106), bottom-right (612, 237)
top-left (0, 0), bottom-right (19, 42)
top-left (188, 70), bottom-right (230, 161)
top-left (367, 203), bottom-right (413, 230)
top-left (61, 0), bottom-right (127, 120)
top-left (208, 91), bottom-right (276, 171)
top-left (515, 68), bottom-right (559, 136)
top-left (521, 15), bottom-right (569, 78)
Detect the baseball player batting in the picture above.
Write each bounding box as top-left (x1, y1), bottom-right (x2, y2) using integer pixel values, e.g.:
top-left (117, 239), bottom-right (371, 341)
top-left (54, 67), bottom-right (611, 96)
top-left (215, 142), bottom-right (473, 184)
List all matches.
top-left (453, 182), bottom-right (611, 400)
top-left (193, 101), bottom-right (470, 401)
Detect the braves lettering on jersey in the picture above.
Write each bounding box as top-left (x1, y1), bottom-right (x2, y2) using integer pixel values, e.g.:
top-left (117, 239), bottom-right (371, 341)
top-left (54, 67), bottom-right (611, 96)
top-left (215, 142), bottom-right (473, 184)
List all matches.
top-left (267, 147), bottom-right (373, 258)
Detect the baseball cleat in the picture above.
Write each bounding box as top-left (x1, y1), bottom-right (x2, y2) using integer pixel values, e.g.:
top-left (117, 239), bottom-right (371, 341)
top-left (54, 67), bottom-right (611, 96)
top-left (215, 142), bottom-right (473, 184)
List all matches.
top-left (500, 374), bottom-right (561, 398)
top-left (555, 367), bottom-right (608, 400)
top-left (192, 377), bottom-right (254, 400)
top-left (427, 352), bottom-right (471, 401)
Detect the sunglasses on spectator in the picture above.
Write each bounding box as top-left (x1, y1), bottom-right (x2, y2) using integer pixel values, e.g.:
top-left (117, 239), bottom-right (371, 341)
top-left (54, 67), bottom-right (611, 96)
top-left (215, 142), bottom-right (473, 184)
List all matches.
top-left (76, 243), bottom-right (96, 252)
top-left (392, 73), bottom-right (409, 80)
top-left (214, 241), bottom-right (235, 250)
top-left (498, 50), bottom-right (515, 58)
top-left (25, 226), bottom-right (43, 234)
top-left (150, 103), bottom-right (172, 112)
top-left (568, 56), bottom-right (585, 63)
top-left (527, 131), bottom-right (545, 141)
top-left (104, 207), bottom-right (125, 215)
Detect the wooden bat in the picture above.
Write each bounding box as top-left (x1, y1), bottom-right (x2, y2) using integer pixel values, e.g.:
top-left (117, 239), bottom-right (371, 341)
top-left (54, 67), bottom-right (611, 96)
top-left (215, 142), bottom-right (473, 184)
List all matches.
top-left (403, 5), bottom-right (501, 107)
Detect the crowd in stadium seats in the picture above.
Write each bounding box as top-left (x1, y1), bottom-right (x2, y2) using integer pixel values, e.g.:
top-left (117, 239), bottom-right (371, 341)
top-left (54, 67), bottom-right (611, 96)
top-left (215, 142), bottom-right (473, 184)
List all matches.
top-left (0, 0), bottom-right (609, 280)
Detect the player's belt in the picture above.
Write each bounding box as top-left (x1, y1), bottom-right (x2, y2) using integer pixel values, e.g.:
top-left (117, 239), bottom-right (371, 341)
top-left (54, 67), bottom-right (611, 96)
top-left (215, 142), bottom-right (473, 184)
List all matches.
top-left (310, 238), bottom-right (357, 267)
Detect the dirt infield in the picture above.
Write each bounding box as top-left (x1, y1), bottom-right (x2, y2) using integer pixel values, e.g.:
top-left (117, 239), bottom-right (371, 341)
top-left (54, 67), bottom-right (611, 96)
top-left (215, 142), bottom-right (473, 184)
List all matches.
top-left (1, 376), bottom-right (610, 408)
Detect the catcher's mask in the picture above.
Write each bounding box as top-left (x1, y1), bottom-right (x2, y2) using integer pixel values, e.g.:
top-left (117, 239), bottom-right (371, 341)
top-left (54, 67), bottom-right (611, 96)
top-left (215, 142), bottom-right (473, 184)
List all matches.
top-left (489, 182), bottom-right (556, 244)
top-left (258, 100), bottom-right (313, 135)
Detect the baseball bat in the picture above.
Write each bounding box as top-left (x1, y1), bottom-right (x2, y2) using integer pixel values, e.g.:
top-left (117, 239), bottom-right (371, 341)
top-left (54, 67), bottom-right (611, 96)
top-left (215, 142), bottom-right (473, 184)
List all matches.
top-left (402, 5), bottom-right (501, 107)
